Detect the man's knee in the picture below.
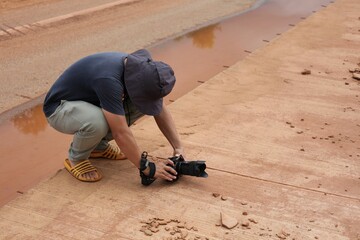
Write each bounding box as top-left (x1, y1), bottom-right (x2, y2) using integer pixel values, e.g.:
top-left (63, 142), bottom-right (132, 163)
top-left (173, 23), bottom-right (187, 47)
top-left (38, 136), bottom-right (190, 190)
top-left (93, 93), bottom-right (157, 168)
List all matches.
top-left (80, 118), bottom-right (109, 138)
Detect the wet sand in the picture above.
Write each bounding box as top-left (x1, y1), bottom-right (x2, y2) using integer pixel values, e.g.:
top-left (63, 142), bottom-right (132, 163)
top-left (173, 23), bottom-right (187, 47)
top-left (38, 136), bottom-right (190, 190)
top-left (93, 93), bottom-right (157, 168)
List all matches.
top-left (0, 0), bottom-right (359, 239)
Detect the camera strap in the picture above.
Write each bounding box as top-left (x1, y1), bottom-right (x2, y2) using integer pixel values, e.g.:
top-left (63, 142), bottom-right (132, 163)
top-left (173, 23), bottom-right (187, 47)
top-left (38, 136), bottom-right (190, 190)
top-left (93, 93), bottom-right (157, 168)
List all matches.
top-left (139, 151), bottom-right (156, 186)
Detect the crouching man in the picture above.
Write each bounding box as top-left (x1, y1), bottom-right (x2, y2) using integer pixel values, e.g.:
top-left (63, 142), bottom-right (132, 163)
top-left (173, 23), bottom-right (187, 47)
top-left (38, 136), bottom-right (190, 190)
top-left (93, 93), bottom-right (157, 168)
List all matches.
top-left (43, 49), bottom-right (183, 183)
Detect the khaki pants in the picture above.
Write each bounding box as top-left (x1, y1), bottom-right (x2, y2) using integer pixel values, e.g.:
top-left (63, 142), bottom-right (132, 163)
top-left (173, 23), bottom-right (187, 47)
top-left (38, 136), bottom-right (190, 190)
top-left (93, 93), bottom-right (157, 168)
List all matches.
top-left (47, 100), bottom-right (143, 161)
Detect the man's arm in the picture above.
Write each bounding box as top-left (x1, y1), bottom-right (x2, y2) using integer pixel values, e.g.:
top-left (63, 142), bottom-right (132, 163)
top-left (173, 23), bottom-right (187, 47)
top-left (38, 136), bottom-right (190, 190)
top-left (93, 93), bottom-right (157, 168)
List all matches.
top-left (102, 109), bottom-right (177, 181)
top-left (154, 103), bottom-right (184, 157)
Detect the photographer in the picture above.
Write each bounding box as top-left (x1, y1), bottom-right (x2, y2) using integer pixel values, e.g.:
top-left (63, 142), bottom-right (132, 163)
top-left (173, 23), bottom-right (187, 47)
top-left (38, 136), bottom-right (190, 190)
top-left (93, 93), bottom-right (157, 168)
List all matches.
top-left (43, 49), bottom-right (183, 183)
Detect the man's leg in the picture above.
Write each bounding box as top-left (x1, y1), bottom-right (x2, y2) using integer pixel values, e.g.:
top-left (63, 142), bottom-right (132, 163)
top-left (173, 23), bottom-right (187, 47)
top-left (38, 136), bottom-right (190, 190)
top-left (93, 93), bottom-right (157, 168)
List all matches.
top-left (91, 98), bottom-right (145, 157)
top-left (47, 100), bottom-right (108, 180)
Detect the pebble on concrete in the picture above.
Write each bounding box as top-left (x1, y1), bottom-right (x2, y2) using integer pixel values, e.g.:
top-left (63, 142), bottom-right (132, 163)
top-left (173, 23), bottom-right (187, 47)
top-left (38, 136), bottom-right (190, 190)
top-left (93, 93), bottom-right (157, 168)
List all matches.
top-left (220, 212), bottom-right (239, 229)
top-left (301, 69), bottom-right (311, 75)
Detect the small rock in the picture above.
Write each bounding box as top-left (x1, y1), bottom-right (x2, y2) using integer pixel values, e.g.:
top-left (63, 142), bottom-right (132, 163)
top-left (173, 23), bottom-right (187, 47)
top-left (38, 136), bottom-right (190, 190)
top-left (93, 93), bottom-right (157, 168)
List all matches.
top-left (249, 218), bottom-right (258, 224)
top-left (177, 222), bottom-right (186, 228)
top-left (144, 229), bottom-right (153, 236)
top-left (241, 222), bottom-right (250, 227)
top-left (185, 225), bottom-right (192, 231)
top-left (140, 219), bottom-right (152, 224)
top-left (221, 212), bottom-right (239, 229)
top-left (151, 221), bottom-right (159, 228)
top-left (212, 193), bottom-right (220, 198)
top-left (276, 230), bottom-right (290, 239)
top-left (158, 220), bottom-right (167, 225)
top-left (301, 69), bottom-right (311, 75)
top-left (283, 79), bottom-right (291, 84)
top-left (221, 196), bottom-right (228, 201)
top-left (353, 73), bottom-right (360, 80)
top-left (349, 68), bottom-right (360, 73)
top-left (180, 230), bottom-right (188, 238)
top-left (149, 227), bottom-right (159, 233)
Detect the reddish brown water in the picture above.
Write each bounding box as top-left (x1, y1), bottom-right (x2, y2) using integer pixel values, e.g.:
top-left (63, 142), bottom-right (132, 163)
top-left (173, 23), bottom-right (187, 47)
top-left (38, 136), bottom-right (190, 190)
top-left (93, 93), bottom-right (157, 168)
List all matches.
top-left (0, 0), bottom-right (333, 206)
top-left (150, 0), bottom-right (333, 101)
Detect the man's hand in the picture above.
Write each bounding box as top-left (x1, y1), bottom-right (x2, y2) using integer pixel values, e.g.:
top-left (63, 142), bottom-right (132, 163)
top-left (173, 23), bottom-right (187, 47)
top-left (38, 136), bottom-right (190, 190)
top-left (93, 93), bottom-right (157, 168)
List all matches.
top-left (173, 148), bottom-right (185, 158)
top-left (143, 158), bottom-right (177, 181)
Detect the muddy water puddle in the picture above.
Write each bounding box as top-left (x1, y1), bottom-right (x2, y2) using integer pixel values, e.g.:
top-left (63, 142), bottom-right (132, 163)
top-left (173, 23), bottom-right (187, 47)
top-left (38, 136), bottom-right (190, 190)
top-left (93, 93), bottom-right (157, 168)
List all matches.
top-left (150, 0), bottom-right (333, 100)
top-left (0, 0), bottom-right (333, 206)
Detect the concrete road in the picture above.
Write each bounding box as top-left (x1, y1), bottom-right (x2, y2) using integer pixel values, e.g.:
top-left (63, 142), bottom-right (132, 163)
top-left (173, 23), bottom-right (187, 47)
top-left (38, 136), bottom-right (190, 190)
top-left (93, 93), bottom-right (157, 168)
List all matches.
top-left (0, 0), bottom-right (359, 239)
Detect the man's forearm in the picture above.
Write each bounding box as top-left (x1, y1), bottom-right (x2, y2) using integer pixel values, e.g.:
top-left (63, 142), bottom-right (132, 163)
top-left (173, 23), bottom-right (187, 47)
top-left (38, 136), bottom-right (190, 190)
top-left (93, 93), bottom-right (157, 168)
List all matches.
top-left (102, 109), bottom-right (142, 168)
top-left (154, 104), bottom-right (183, 153)
top-left (113, 129), bottom-right (142, 168)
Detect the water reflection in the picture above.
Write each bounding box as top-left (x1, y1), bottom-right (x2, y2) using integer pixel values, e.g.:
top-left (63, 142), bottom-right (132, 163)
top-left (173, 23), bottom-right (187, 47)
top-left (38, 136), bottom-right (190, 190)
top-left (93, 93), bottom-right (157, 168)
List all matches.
top-left (11, 104), bottom-right (47, 135)
top-left (188, 24), bottom-right (221, 49)
top-left (175, 24), bottom-right (221, 49)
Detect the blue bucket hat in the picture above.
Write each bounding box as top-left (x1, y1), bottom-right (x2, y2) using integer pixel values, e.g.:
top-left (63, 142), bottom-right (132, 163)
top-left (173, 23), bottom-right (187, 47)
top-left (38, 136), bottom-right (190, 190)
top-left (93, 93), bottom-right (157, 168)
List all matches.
top-left (124, 49), bottom-right (176, 116)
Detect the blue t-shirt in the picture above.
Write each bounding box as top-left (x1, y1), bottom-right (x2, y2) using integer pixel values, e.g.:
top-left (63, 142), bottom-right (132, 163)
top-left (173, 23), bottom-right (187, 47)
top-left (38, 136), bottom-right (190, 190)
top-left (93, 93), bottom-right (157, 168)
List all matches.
top-left (43, 52), bottom-right (128, 117)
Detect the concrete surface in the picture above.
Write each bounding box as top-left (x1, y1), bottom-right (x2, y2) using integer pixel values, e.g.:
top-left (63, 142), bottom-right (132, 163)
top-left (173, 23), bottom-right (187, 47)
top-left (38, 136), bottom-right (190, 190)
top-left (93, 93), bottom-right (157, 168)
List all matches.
top-left (0, 0), bottom-right (359, 239)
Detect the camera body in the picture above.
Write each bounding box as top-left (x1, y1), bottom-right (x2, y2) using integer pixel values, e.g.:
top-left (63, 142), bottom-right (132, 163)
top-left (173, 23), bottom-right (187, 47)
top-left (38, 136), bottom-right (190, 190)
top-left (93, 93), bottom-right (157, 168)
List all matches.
top-left (168, 155), bottom-right (208, 181)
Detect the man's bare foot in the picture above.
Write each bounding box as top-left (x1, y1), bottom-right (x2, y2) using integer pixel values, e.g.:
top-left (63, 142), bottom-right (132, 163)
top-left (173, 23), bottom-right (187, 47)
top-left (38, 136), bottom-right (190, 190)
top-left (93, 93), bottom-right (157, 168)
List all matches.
top-left (70, 160), bottom-right (100, 181)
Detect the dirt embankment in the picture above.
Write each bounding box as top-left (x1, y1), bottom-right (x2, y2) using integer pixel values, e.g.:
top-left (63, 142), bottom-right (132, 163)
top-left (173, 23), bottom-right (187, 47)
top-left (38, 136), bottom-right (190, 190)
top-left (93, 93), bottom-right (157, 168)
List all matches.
top-left (0, 0), bottom-right (57, 12)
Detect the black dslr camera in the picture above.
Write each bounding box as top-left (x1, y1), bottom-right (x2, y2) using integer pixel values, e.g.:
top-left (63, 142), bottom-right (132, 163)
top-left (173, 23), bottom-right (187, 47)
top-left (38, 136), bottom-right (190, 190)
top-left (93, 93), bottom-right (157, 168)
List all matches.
top-left (139, 153), bottom-right (208, 186)
top-left (168, 155), bottom-right (208, 181)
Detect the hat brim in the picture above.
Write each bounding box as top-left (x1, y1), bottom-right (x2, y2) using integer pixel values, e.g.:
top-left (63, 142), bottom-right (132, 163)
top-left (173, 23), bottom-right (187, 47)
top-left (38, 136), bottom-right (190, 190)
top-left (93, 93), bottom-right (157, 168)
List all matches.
top-left (124, 49), bottom-right (163, 116)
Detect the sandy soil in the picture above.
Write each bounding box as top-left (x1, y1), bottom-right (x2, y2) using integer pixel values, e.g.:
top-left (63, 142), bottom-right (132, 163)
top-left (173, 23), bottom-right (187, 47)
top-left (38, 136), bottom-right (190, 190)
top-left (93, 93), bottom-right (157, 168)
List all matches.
top-left (0, 0), bottom-right (55, 11)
